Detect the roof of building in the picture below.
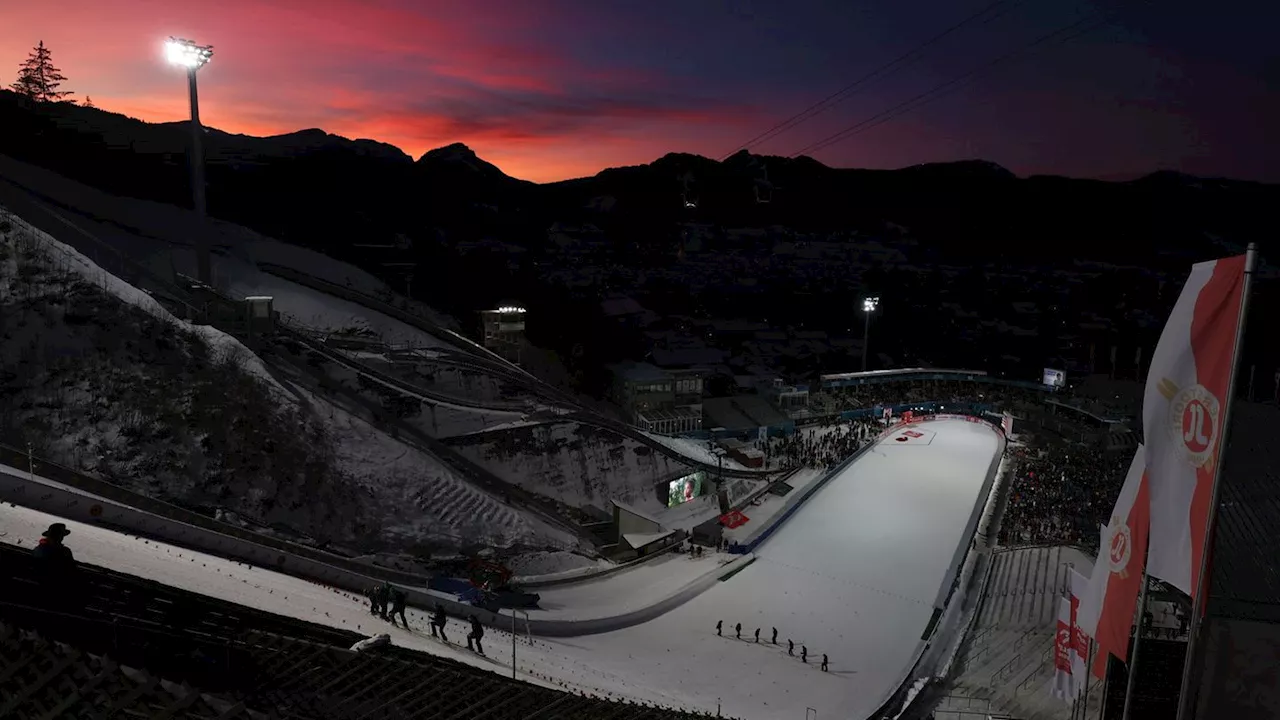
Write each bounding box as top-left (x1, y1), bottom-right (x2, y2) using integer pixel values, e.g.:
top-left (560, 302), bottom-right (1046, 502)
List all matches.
top-left (650, 347), bottom-right (726, 368)
top-left (622, 530), bottom-right (676, 550)
top-left (611, 499), bottom-right (666, 529)
top-left (600, 296), bottom-right (647, 317)
top-left (611, 361), bottom-right (669, 384)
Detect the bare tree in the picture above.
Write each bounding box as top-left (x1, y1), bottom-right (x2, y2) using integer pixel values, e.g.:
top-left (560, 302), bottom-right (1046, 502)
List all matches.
top-left (11, 41), bottom-right (73, 103)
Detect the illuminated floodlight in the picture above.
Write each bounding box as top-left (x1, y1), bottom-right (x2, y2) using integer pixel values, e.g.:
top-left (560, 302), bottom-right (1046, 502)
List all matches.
top-left (862, 297), bottom-right (880, 313)
top-left (497, 306), bottom-right (527, 314)
top-left (165, 37), bottom-right (213, 70)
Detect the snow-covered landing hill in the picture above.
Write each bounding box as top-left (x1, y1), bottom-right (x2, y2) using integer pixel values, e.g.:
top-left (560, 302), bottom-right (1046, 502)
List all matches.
top-left (0, 206), bottom-right (575, 555)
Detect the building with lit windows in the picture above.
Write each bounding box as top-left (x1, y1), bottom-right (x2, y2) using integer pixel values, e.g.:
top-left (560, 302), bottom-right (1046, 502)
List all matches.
top-left (610, 362), bottom-right (704, 435)
top-left (480, 304), bottom-right (526, 365)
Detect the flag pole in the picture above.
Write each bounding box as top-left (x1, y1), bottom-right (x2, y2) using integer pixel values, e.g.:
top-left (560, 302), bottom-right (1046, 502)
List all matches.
top-left (1081, 636), bottom-right (1095, 720)
top-left (1122, 566), bottom-right (1150, 720)
top-left (1174, 242), bottom-right (1258, 720)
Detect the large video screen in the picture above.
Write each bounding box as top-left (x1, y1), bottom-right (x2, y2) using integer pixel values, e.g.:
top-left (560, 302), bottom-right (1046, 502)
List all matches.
top-left (1043, 368), bottom-right (1066, 388)
top-left (667, 472), bottom-right (703, 508)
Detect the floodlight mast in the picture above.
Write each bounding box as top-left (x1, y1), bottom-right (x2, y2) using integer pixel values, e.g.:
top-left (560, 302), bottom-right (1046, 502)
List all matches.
top-left (861, 296), bottom-right (879, 372)
top-left (166, 37), bottom-right (214, 285)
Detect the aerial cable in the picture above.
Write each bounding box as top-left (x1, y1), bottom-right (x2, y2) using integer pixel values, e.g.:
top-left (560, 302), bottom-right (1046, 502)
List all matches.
top-left (719, 0), bottom-right (1022, 160)
top-left (789, 11), bottom-right (1114, 158)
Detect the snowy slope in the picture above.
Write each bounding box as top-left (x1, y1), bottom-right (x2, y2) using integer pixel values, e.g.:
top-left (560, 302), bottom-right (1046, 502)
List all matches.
top-left (0, 205), bottom-right (281, 390)
top-left (1, 417), bottom-right (1002, 720)
top-left (222, 264), bottom-right (453, 351)
top-left (559, 419), bottom-right (1003, 720)
top-left (447, 422), bottom-right (704, 513)
top-left (0, 204), bottom-right (574, 555)
top-left (312, 390), bottom-right (576, 550)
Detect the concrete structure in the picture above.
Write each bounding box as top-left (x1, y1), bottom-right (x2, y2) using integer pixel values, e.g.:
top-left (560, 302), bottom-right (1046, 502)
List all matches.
top-left (243, 295), bottom-right (275, 349)
top-left (479, 304), bottom-right (526, 365)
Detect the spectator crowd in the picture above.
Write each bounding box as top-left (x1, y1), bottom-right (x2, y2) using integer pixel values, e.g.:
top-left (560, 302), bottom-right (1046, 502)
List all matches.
top-left (998, 444), bottom-right (1130, 549)
top-left (765, 416), bottom-right (880, 469)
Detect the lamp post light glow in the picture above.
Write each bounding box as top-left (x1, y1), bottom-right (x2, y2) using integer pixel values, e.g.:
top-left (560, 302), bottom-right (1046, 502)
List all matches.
top-left (165, 37), bottom-right (214, 284)
top-left (861, 296), bottom-right (879, 372)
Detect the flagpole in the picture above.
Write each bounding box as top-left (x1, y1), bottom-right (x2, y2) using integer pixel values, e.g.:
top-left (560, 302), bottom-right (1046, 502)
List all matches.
top-left (1081, 636), bottom-right (1095, 720)
top-left (1122, 567), bottom-right (1150, 720)
top-left (1174, 243), bottom-right (1258, 720)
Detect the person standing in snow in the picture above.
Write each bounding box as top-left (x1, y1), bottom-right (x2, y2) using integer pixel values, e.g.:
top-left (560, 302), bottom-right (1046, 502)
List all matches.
top-left (377, 582), bottom-right (393, 621)
top-left (388, 588), bottom-right (408, 628)
top-left (801, 646), bottom-right (808, 663)
top-left (467, 615), bottom-right (485, 655)
top-left (431, 604), bottom-right (449, 642)
top-left (754, 628), bottom-right (760, 643)
top-left (788, 639), bottom-right (794, 656)
top-left (771, 627), bottom-right (778, 644)
top-left (821, 654), bottom-right (829, 672)
top-left (716, 620), bottom-right (722, 636)
top-left (367, 586), bottom-right (383, 617)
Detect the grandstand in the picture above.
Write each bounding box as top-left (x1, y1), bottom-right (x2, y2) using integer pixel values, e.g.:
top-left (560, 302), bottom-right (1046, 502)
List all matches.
top-left (0, 543), bottom-right (729, 720)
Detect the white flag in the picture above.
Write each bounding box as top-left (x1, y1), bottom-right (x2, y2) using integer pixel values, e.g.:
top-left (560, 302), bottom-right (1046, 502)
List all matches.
top-left (1142, 254), bottom-right (1248, 597)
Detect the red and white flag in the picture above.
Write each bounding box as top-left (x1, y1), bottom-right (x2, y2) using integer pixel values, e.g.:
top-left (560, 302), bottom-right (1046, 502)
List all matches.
top-left (1076, 447), bottom-right (1150, 679)
top-left (1051, 596), bottom-right (1074, 702)
top-left (1142, 254), bottom-right (1248, 598)
top-left (1069, 568), bottom-right (1092, 694)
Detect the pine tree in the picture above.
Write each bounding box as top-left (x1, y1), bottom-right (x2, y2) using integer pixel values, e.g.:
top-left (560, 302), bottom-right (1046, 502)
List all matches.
top-left (82, 96), bottom-right (94, 108)
top-left (11, 41), bottom-right (73, 103)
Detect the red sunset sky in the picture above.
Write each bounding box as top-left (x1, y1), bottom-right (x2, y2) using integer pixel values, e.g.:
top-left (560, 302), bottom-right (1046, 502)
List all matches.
top-left (4, 0), bottom-right (1277, 183)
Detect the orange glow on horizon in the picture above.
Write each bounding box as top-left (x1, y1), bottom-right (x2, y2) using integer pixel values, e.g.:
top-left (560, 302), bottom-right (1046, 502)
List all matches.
top-left (2, 1), bottom-right (757, 183)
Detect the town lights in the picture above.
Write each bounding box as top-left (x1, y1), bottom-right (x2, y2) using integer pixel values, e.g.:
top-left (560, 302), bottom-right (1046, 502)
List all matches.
top-left (165, 37), bottom-right (214, 284)
top-left (861, 297), bottom-right (880, 372)
top-left (497, 306), bottom-right (527, 314)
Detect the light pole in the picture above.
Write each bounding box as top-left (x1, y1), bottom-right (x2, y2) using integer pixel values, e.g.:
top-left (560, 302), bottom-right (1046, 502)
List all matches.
top-left (861, 296), bottom-right (879, 372)
top-left (165, 37), bottom-right (214, 285)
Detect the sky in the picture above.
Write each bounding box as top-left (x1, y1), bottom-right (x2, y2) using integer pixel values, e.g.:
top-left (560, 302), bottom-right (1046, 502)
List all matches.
top-left (3, 0), bottom-right (1277, 183)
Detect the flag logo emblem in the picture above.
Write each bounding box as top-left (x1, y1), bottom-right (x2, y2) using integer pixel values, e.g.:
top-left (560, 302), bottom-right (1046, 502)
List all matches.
top-left (1107, 514), bottom-right (1132, 578)
top-left (1159, 380), bottom-right (1221, 470)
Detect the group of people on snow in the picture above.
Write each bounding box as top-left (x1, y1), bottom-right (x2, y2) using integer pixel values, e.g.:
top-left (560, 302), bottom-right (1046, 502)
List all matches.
top-left (768, 419), bottom-right (877, 469)
top-left (366, 583), bottom-right (487, 654)
top-left (715, 620), bottom-right (828, 672)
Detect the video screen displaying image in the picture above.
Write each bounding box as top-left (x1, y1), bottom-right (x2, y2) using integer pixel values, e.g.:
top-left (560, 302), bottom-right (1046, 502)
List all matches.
top-left (1043, 368), bottom-right (1066, 389)
top-left (667, 472), bottom-right (703, 508)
